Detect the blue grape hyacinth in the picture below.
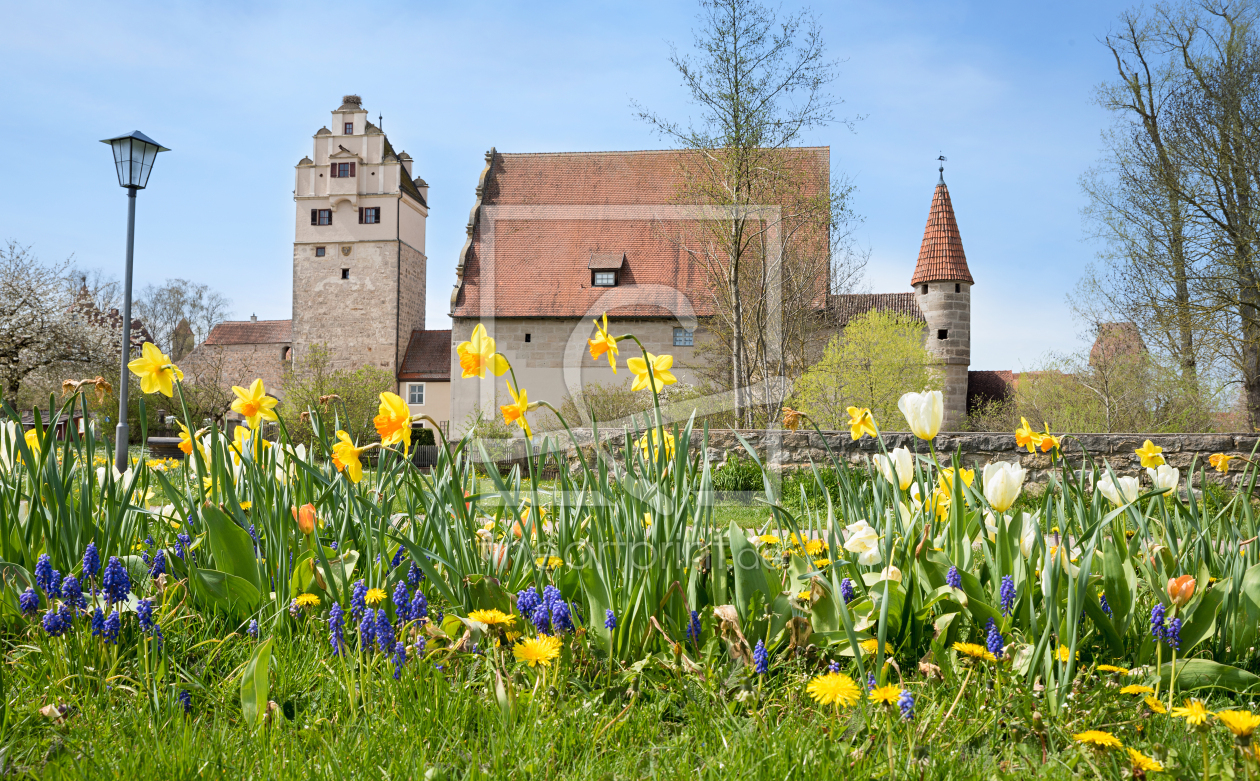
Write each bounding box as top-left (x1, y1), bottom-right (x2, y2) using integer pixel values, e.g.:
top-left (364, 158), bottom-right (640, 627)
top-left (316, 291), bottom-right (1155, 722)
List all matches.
top-left (42, 607), bottom-right (68, 637)
top-left (351, 579), bottom-right (367, 619)
top-left (753, 639), bottom-right (768, 675)
top-left (102, 610), bottom-right (120, 644)
top-left (247, 619), bottom-right (258, 639)
top-left (946, 566), bottom-right (962, 589)
top-left (34, 554), bottom-right (54, 595)
top-left (101, 556), bottom-right (131, 606)
top-left (686, 610), bottom-right (701, 645)
top-left (999, 576), bottom-right (1016, 616)
top-left (61, 576), bottom-right (85, 613)
top-left (986, 617), bottom-right (1005, 660)
top-left (829, 660), bottom-right (841, 673)
top-left (328, 603), bottom-right (345, 656)
top-left (136, 599), bottom-right (154, 632)
top-left (392, 581), bottom-right (411, 623)
top-left (409, 589), bottom-right (428, 621)
top-left (358, 611), bottom-right (375, 646)
top-left (840, 578), bottom-right (856, 604)
top-left (604, 609), bottom-right (616, 630)
top-left (898, 689), bottom-right (915, 720)
top-left (90, 607), bottom-right (104, 637)
top-left (1167, 617), bottom-right (1182, 650)
top-left (407, 562), bottom-right (423, 588)
top-left (375, 609), bottom-right (394, 652)
top-left (178, 689), bottom-right (192, 714)
top-left (82, 543), bottom-right (100, 581)
top-left (1100, 594), bottom-right (1113, 618)
top-left (392, 641), bottom-right (407, 679)
top-left (551, 600), bottom-right (574, 634)
top-left (18, 587), bottom-right (39, 615)
top-left (149, 549), bottom-right (166, 579)
top-left (1151, 603), bottom-right (1167, 640)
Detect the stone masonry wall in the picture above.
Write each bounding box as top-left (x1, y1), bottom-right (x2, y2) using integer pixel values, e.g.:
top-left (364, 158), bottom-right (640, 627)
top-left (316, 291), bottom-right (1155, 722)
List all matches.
top-left (292, 240), bottom-right (400, 374)
top-left (558, 429), bottom-right (1259, 487)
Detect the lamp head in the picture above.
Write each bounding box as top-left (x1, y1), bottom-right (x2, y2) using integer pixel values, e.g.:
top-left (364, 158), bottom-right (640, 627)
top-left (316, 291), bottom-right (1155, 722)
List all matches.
top-left (100, 131), bottom-right (169, 189)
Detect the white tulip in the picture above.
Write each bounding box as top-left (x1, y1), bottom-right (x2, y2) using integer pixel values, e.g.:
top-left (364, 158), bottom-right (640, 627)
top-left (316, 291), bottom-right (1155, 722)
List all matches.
top-left (1097, 473), bottom-right (1140, 506)
top-left (0, 420), bottom-right (16, 472)
top-left (1018, 512), bottom-right (1040, 558)
top-left (879, 565), bottom-right (903, 583)
top-left (873, 447), bottom-right (915, 490)
top-left (843, 519), bottom-right (883, 566)
top-left (983, 511), bottom-right (1000, 542)
top-left (982, 461), bottom-right (1027, 513)
top-left (1147, 464), bottom-right (1180, 492)
top-left (897, 390), bottom-right (944, 440)
top-left (96, 464), bottom-right (134, 488)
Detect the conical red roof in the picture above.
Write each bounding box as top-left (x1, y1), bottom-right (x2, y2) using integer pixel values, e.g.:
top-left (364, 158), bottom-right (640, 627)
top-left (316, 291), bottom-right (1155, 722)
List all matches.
top-left (911, 179), bottom-right (973, 285)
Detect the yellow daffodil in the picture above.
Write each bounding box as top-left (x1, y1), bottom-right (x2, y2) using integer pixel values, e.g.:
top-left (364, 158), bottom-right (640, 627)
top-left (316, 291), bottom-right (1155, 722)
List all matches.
top-left (456, 324), bottom-right (509, 379)
top-left (637, 428), bottom-right (676, 462)
top-left (938, 466), bottom-right (975, 493)
top-left (626, 352), bottom-right (677, 393)
top-left (1209, 452), bottom-right (1233, 473)
top-left (1127, 748), bottom-right (1163, 772)
top-left (230, 378), bottom-right (279, 429)
top-left (845, 406), bottom-right (877, 440)
top-left (500, 382), bottom-right (535, 438)
top-left (331, 430), bottom-right (364, 483)
top-left (805, 672), bottom-right (861, 707)
top-left (782, 406), bottom-right (804, 431)
top-left (374, 391), bottom-right (413, 453)
top-left (513, 635), bottom-right (563, 667)
top-left (127, 342), bottom-right (184, 397)
top-left (21, 429), bottom-right (40, 463)
top-left (1171, 699), bottom-right (1212, 726)
top-left (1135, 439), bottom-right (1165, 468)
top-left (1037, 423), bottom-right (1061, 453)
top-left (1073, 730), bottom-right (1122, 749)
top-left (1015, 417), bottom-right (1040, 453)
top-left (587, 314), bottom-right (620, 372)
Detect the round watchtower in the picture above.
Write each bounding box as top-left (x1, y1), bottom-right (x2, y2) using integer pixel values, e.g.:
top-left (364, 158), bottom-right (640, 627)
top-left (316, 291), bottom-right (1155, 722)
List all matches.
top-left (910, 167), bottom-right (973, 431)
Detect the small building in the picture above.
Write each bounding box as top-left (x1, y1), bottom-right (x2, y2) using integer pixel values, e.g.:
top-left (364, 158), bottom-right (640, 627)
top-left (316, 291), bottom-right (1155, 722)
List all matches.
top-left (398, 329), bottom-right (452, 433)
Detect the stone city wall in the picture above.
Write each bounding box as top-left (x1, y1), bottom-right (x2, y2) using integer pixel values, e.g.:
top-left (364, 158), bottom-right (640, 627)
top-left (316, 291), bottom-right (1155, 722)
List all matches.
top-left (554, 429), bottom-right (1259, 486)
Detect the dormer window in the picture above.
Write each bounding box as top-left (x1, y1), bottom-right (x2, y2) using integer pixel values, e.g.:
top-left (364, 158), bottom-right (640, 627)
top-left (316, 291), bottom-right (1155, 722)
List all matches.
top-left (344, 122), bottom-right (353, 134)
top-left (593, 271), bottom-right (616, 287)
top-left (331, 162), bottom-right (355, 178)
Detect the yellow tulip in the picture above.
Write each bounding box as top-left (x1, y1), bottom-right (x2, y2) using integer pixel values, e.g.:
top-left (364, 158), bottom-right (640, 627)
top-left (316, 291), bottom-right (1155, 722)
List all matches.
top-left (845, 406), bottom-right (877, 440)
top-left (1135, 439), bottom-right (1164, 468)
top-left (626, 352), bottom-right (677, 393)
top-left (374, 392), bottom-right (413, 453)
top-left (456, 324), bottom-right (509, 379)
top-left (331, 430), bottom-right (364, 483)
top-left (587, 313), bottom-right (620, 373)
top-left (499, 382), bottom-right (534, 438)
top-left (127, 342), bottom-right (184, 397)
top-left (230, 378), bottom-right (279, 429)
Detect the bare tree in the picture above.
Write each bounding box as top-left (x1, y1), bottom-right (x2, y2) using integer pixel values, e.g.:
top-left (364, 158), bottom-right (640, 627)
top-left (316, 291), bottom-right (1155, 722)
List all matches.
top-left (635, 0), bottom-right (862, 426)
top-left (133, 279), bottom-right (231, 357)
top-left (0, 242), bottom-right (114, 404)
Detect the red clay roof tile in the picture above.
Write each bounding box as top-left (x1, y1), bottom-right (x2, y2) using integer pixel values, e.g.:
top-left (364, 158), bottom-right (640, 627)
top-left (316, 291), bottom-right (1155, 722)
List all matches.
top-left (911, 181), bottom-right (973, 286)
top-left (398, 329), bottom-right (452, 381)
top-left (203, 319), bottom-right (292, 345)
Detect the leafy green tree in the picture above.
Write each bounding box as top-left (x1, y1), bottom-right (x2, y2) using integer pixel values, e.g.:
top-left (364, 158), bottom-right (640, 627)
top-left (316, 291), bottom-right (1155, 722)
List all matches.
top-left (792, 310), bottom-right (939, 431)
top-left (280, 344), bottom-right (394, 447)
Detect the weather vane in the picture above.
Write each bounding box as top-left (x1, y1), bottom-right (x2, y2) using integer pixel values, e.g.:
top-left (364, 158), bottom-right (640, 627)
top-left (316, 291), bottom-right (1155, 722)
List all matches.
top-left (937, 154), bottom-right (947, 183)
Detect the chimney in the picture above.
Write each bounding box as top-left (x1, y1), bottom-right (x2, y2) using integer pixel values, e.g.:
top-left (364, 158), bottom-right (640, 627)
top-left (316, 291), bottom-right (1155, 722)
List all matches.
top-left (250, 314), bottom-right (257, 323)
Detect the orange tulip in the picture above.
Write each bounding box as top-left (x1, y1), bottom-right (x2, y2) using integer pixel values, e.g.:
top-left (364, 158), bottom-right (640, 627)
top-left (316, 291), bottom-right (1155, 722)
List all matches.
top-left (292, 503), bottom-right (317, 535)
top-left (1167, 575), bottom-right (1196, 608)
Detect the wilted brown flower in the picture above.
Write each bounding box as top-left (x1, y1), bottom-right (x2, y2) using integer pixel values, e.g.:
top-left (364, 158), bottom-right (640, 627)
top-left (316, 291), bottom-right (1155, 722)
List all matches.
top-left (299, 411), bottom-right (311, 424)
top-left (318, 394), bottom-right (341, 407)
top-left (782, 406), bottom-right (805, 431)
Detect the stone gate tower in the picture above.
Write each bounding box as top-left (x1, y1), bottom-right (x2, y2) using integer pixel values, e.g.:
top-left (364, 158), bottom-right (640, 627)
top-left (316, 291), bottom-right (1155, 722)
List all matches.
top-left (291, 95), bottom-right (429, 374)
top-left (911, 166), bottom-right (973, 430)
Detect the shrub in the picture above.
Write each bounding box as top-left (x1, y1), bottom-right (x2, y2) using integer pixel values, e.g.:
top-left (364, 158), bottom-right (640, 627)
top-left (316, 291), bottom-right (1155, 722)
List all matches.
top-left (280, 344), bottom-right (395, 447)
top-left (712, 452), bottom-right (764, 492)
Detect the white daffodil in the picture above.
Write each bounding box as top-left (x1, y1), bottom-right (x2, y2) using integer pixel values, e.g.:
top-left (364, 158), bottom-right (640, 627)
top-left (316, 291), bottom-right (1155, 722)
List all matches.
top-left (1147, 464), bottom-right (1180, 492)
top-left (982, 461), bottom-right (1027, 513)
top-left (1097, 473), bottom-right (1140, 506)
top-left (897, 390), bottom-right (944, 440)
top-left (873, 446), bottom-right (915, 490)
top-left (843, 519), bottom-right (883, 566)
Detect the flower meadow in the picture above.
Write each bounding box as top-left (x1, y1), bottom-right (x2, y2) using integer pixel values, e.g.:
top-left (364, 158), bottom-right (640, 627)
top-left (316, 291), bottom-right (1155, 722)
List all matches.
top-left (4, 321), bottom-right (1260, 778)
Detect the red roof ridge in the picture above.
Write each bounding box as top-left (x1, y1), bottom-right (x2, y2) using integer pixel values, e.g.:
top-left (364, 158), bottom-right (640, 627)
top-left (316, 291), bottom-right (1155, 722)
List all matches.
top-left (910, 179), bottom-right (974, 286)
top-left (495, 146), bottom-right (830, 158)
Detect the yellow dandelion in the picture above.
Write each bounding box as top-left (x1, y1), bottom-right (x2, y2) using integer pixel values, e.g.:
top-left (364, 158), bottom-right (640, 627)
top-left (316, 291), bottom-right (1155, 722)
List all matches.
top-left (535, 556), bottom-right (564, 569)
top-left (813, 558), bottom-right (832, 568)
top-left (1145, 696), bottom-right (1167, 714)
top-left (1120, 685), bottom-right (1155, 696)
top-left (797, 590), bottom-right (813, 601)
top-left (859, 638), bottom-right (885, 655)
top-left (805, 672), bottom-right (861, 708)
top-left (1217, 710), bottom-right (1260, 738)
top-left (802, 539), bottom-right (826, 556)
top-left (1055, 645), bottom-right (1075, 663)
top-left (364, 588), bottom-right (387, 606)
top-left (1127, 748), bottom-right (1163, 772)
top-left (1171, 699), bottom-right (1212, 726)
top-left (468, 608), bottom-right (515, 627)
top-left (953, 641), bottom-right (996, 662)
top-left (513, 635), bottom-right (563, 667)
top-left (1096, 664), bottom-right (1129, 674)
top-left (1073, 730), bottom-right (1122, 749)
top-left (295, 593), bottom-right (320, 608)
top-left (758, 534), bottom-right (780, 545)
top-left (869, 684), bottom-right (902, 706)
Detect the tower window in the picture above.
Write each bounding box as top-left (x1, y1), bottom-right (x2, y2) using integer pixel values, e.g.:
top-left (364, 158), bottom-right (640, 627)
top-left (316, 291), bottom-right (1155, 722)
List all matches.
top-left (937, 329), bottom-right (948, 340)
top-left (921, 284), bottom-right (928, 294)
top-left (341, 268), bottom-right (350, 280)
top-left (344, 122), bottom-right (353, 134)
top-left (331, 162), bottom-right (355, 178)
top-left (524, 333), bottom-right (531, 343)
top-left (311, 209), bottom-right (332, 225)
top-left (955, 283), bottom-right (961, 293)
top-left (407, 383), bottom-right (425, 405)
top-left (315, 246), bottom-right (326, 257)
top-left (673, 328), bottom-right (694, 346)
top-left (359, 207), bottom-right (381, 224)
top-left (593, 271), bottom-right (616, 287)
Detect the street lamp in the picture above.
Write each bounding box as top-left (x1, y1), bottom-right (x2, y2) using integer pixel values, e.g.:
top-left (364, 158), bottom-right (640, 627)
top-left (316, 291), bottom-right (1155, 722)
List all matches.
top-left (100, 131), bottom-right (169, 473)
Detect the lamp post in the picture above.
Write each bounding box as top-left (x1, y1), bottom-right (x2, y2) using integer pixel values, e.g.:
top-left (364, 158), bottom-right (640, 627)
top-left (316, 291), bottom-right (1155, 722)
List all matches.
top-left (100, 131), bottom-right (169, 474)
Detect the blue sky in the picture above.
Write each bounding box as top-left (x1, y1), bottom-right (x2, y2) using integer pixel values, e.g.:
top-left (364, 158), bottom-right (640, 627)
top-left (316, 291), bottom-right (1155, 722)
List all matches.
top-left (2, 0), bottom-right (1133, 371)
